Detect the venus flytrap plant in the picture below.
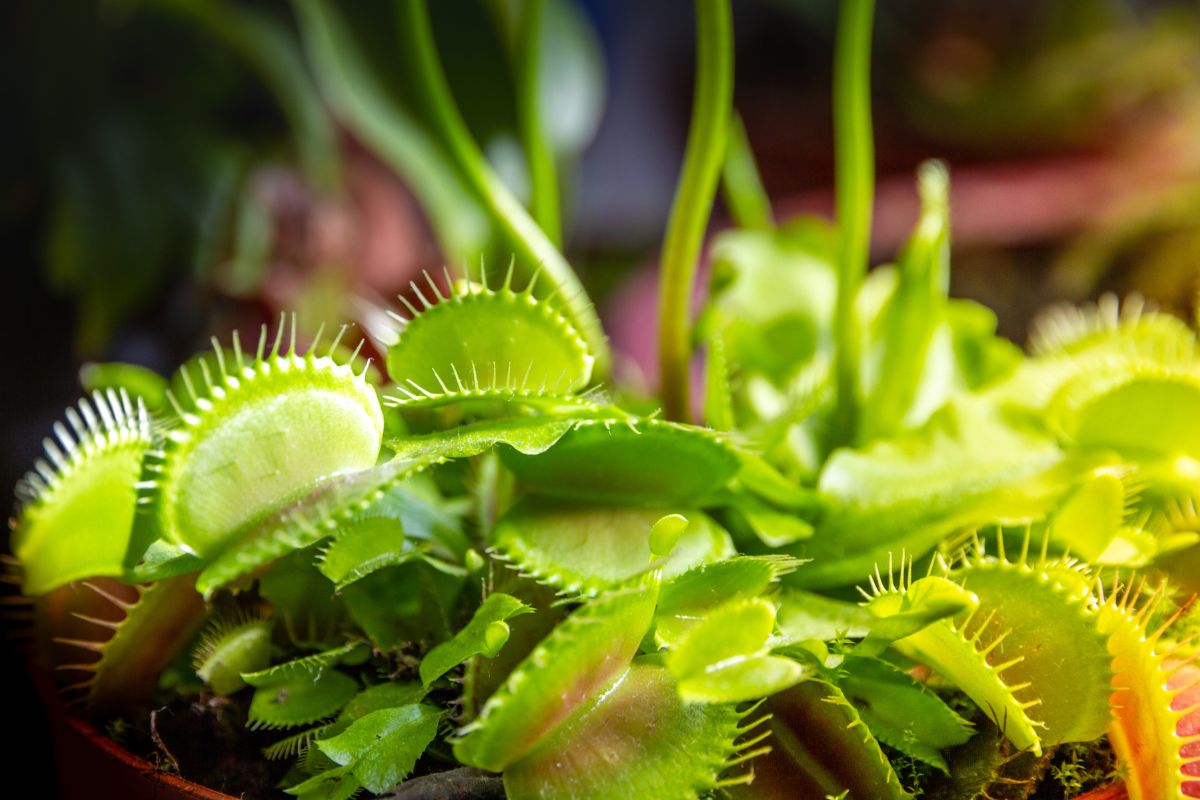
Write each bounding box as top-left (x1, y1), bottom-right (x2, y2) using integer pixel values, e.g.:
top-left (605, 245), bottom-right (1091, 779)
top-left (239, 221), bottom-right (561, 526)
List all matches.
top-left (13, 0), bottom-right (1200, 798)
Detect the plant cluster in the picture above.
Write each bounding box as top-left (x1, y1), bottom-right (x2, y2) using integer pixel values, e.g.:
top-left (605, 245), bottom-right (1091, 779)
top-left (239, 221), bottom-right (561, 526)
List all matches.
top-left (10, 1), bottom-right (1200, 799)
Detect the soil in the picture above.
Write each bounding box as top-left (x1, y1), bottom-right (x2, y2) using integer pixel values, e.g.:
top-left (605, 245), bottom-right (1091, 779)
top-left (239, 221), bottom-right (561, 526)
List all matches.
top-left (120, 694), bottom-right (289, 799)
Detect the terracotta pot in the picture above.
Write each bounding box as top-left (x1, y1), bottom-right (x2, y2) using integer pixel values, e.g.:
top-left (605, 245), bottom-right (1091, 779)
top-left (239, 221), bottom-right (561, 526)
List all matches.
top-left (49, 712), bottom-right (235, 800)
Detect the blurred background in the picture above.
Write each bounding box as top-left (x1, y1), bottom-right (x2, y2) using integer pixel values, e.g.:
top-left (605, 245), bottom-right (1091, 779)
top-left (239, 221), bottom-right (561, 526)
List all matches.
top-left (4, 0), bottom-right (1200, 792)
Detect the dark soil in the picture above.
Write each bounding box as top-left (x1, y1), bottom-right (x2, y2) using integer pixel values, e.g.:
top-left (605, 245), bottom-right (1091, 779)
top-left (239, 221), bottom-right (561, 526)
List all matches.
top-left (120, 694), bottom-right (289, 799)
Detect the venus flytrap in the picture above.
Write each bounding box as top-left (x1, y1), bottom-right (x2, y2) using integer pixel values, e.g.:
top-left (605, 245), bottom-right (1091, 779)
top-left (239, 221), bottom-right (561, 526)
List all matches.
top-left (12, 0), bottom-right (1200, 798)
top-left (12, 389), bottom-right (152, 595)
top-left (191, 611), bottom-right (273, 696)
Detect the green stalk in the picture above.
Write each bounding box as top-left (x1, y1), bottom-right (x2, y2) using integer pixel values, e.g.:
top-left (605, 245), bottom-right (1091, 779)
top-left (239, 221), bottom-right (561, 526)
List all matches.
top-left (515, 0), bottom-right (562, 247)
top-left (396, 0), bottom-right (609, 375)
top-left (294, 0), bottom-right (489, 263)
top-left (721, 112), bottom-right (773, 231)
top-left (831, 0), bottom-right (876, 442)
top-left (658, 0), bottom-right (734, 422)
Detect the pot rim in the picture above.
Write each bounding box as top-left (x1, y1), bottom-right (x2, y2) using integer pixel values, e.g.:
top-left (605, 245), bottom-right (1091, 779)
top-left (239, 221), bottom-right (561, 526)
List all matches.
top-left (63, 712), bottom-right (237, 800)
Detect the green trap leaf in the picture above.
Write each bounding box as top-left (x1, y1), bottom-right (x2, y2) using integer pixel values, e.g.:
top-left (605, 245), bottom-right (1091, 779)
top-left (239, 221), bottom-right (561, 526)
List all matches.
top-left (419, 593), bottom-right (533, 686)
top-left (655, 556), bottom-right (801, 646)
top-left (152, 327), bottom-right (384, 560)
top-left (192, 614), bottom-right (272, 696)
top-left (862, 575), bottom-right (979, 653)
top-left (947, 557), bottom-right (1112, 746)
top-left (1051, 366), bottom-right (1200, 459)
top-left (491, 500), bottom-right (734, 597)
top-left (503, 663), bottom-right (747, 800)
top-left (196, 455), bottom-right (434, 597)
top-left (728, 679), bottom-right (910, 800)
top-left (453, 580), bottom-right (659, 772)
top-left (317, 517), bottom-right (422, 590)
top-left (501, 418), bottom-right (741, 505)
top-left (836, 655), bottom-right (973, 772)
top-left (388, 415), bottom-right (584, 462)
top-left (249, 669), bottom-right (359, 730)
top-left (386, 271), bottom-right (593, 397)
top-left (665, 598), bottom-right (806, 704)
top-left (243, 641), bottom-right (369, 688)
top-left (13, 390), bottom-right (152, 595)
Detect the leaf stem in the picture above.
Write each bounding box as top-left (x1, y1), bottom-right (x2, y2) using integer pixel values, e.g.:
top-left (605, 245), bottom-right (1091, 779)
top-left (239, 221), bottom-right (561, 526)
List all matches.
top-left (721, 112), bottom-right (772, 231)
top-left (515, 0), bottom-right (562, 247)
top-left (658, 0), bottom-right (734, 422)
top-left (396, 0), bottom-right (609, 375)
top-left (832, 0), bottom-right (875, 442)
top-left (295, 0), bottom-right (490, 262)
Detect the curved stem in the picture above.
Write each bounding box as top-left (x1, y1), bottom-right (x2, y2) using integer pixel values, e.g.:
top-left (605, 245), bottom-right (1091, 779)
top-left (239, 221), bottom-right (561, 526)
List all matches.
top-left (515, 0), bottom-right (562, 247)
top-left (397, 0), bottom-right (609, 375)
top-left (832, 0), bottom-right (876, 443)
top-left (295, 0), bottom-right (489, 262)
top-left (721, 112), bottom-right (772, 231)
top-left (658, 0), bottom-right (734, 422)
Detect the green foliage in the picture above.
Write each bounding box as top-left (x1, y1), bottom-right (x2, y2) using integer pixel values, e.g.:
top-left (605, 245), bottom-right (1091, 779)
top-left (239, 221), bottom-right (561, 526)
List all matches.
top-left (17, 1), bottom-right (1200, 797)
top-left (316, 518), bottom-right (421, 590)
top-left (385, 267), bottom-right (593, 399)
top-left (835, 656), bottom-right (973, 772)
top-left (340, 557), bottom-right (466, 650)
top-left (500, 418), bottom-right (742, 506)
top-left (248, 669), bottom-right (359, 730)
top-left (151, 324), bottom-right (384, 561)
top-left (775, 588), bottom-right (874, 642)
top-left (857, 161), bottom-right (949, 443)
top-left (490, 501), bottom-right (734, 597)
top-left (316, 705), bottom-right (441, 793)
top-left (664, 598), bottom-right (806, 704)
top-left (13, 390), bottom-right (151, 595)
top-left (242, 641), bottom-right (368, 688)
top-left (192, 613), bottom-right (272, 696)
top-left (196, 455), bottom-right (437, 597)
top-left (502, 663), bottom-right (748, 800)
top-left (259, 548), bottom-right (345, 648)
top-left (419, 592), bottom-right (532, 686)
top-left (453, 581), bottom-right (659, 772)
top-left (655, 556), bottom-right (801, 646)
top-left (792, 400), bottom-right (1074, 589)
